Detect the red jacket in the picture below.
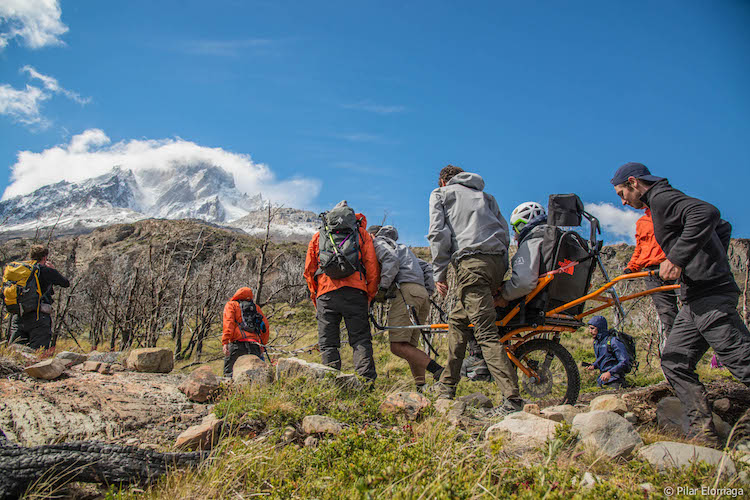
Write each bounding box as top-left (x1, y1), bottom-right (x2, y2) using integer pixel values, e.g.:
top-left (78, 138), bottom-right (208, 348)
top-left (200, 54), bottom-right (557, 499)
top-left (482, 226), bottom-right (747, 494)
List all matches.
top-left (627, 209), bottom-right (667, 272)
top-left (303, 213), bottom-right (380, 305)
top-left (222, 288), bottom-right (270, 346)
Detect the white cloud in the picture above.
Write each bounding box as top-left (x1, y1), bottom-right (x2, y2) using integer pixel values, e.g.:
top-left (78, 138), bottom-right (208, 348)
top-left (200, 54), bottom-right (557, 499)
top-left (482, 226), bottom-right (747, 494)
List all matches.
top-left (342, 101), bottom-right (406, 114)
top-left (0, 66), bottom-right (90, 128)
top-left (179, 38), bottom-right (274, 57)
top-left (0, 0), bottom-right (68, 50)
top-left (0, 83), bottom-right (50, 127)
top-left (21, 65), bottom-right (90, 104)
top-left (584, 202), bottom-right (641, 244)
top-left (2, 129), bottom-right (322, 209)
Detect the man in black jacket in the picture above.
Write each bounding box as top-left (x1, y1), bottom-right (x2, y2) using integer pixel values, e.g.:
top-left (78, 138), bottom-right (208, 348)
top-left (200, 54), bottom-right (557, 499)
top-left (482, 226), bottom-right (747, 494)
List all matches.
top-left (10, 245), bottom-right (70, 350)
top-left (611, 162), bottom-right (750, 445)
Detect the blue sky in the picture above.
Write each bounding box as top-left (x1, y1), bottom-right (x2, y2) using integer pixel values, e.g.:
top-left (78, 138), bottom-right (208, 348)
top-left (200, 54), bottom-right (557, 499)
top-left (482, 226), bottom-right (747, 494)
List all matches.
top-left (1, 0), bottom-right (748, 246)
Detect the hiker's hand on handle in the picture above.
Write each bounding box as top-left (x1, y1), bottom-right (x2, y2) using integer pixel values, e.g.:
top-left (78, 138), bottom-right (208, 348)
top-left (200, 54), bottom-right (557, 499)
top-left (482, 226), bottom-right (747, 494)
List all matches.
top-left (436, 281), bottom-right (448, 297)
top-left (222, 344), bottom-right (229, 356)
top-left (659, 259), bottom-right (682, 281)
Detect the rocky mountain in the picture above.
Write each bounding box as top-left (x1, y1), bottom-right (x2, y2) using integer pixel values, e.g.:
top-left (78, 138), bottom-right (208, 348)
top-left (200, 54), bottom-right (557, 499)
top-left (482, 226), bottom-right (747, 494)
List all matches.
top-left (0, 164), bottom-right (319, 240)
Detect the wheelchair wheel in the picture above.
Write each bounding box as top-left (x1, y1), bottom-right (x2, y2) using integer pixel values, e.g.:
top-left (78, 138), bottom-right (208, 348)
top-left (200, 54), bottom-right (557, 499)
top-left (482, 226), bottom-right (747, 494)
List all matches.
top-left (513, 339), bottom-right (580, 406)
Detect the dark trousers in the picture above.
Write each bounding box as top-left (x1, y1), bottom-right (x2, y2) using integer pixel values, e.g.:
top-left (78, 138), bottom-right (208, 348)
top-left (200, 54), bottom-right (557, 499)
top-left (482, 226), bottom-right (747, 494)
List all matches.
top-left (661, 293), bottom-right (750, 436)
top-left (316, 287), bottom-right (376, 380)
top-left (10, 314), bottom-right (52, 349)
top-left (644, 269), bottom-right (679, 341)
top-left (223, 341), bottom-right (263, 377)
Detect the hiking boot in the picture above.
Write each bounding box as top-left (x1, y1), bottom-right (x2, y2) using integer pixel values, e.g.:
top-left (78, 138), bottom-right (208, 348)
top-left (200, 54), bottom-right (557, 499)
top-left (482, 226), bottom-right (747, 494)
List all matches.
top-left (416, 383), bottom-right (428, 394)
top-left (429, 382), bottom-right (455, 400)
top-left (487, 397), bottom-right (524, 418)
top-left (432, 366), bottom-right (444, 382)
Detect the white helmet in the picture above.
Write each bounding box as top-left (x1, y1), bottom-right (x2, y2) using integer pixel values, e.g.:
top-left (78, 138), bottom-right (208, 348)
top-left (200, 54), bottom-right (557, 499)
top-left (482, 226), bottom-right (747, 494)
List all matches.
top-left (510, 201), bottom-right (545, 233)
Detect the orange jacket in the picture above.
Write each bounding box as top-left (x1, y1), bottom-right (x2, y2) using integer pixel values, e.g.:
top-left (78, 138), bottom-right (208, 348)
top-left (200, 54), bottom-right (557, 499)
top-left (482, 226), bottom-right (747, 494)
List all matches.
top-left (627, 209), bottom-right (667, 272)
top-left (303, 213), bottom-right (380, 305)
top-left (222, 287), bottom-right (270, 346)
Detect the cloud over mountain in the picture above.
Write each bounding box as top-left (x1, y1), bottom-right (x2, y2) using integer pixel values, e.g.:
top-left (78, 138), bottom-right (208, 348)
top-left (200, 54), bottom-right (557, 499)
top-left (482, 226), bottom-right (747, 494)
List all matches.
top-left (2, 129), bottom-right (321, 209)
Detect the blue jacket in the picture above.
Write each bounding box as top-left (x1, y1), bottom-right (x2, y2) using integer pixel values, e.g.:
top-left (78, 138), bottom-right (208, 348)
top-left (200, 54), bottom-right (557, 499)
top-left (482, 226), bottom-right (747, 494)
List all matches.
top-left (592, 331), bottom-right (630, 386)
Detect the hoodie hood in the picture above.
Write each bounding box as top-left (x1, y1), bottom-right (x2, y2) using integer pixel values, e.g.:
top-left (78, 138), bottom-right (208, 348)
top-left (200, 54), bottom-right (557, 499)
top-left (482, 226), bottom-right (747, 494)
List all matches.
top-left (447, 172), bottom-right (485, 191)
top-left (377, 225), bottom-right (399, 241)
top-left (231, 287), bottom-right (255, 301)
top-left (588, 315), bottom-right (608, 336)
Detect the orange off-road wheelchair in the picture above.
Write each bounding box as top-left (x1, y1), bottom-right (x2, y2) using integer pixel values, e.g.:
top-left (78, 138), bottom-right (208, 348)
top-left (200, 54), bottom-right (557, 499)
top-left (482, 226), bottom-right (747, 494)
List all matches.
top-left (373, 194), bottom-right (679, 405)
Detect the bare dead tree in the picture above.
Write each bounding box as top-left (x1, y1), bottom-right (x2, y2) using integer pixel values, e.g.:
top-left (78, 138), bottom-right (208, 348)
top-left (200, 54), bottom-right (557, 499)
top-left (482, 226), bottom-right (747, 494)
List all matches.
top-left (173, 230), bottom-right (204, 359)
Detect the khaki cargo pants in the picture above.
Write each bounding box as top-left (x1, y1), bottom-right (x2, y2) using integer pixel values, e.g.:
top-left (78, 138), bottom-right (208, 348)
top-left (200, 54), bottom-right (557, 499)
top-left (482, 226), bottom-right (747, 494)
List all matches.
top-left (439, 253), bottom-right (520, 399)
top-left (387, 282), bottom-right (430, 346)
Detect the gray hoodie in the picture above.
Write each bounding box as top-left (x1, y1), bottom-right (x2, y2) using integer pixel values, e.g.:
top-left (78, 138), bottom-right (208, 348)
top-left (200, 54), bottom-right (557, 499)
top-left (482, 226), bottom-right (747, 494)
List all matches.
top-left (427, 172), bottom-right (510, 282)
top-left (373, 226), bottom-right (435, 294)
top-left (501, 226), bottom-right (545, 301)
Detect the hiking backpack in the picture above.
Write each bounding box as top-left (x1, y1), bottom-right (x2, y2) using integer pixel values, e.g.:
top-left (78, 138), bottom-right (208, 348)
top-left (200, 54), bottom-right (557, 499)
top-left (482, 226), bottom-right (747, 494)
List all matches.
top-left (2, 261), bottom-right (42, 317)
top-left (316, 206), bottom-right (364, 280)
top-left (236, 299), bottom-right (266, 339)
top-left (607, 330), bottom-right (638, 373)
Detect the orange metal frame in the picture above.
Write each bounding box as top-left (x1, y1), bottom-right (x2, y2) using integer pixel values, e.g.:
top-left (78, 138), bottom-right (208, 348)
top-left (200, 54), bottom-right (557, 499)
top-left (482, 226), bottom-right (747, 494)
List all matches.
top-left (428, 269), bottom-right (679, 379)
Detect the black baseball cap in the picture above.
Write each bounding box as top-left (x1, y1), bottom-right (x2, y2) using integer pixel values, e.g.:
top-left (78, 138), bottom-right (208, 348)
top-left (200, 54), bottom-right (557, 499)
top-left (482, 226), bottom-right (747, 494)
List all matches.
top-left (610, 162), bottom-right (664, 186)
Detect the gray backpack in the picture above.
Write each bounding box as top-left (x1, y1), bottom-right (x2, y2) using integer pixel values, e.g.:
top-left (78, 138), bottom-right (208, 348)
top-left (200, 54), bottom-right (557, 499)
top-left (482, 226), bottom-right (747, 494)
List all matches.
top-left (316, 206), bottom-right (363, 279)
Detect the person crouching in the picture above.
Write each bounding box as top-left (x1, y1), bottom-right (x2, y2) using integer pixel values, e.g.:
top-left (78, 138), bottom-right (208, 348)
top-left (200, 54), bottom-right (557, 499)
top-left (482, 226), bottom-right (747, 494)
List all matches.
top-left (222, 287), bottom-right (270, 377)
top-left (586, 316), bottom-right (630, 389)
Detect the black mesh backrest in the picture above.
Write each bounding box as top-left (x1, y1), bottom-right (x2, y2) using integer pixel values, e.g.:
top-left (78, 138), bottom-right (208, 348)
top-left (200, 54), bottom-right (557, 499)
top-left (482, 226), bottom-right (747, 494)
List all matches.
top-left (527, 227), bottom-right (595, 316)
top-left (548, 194), bottom-right (584, 227)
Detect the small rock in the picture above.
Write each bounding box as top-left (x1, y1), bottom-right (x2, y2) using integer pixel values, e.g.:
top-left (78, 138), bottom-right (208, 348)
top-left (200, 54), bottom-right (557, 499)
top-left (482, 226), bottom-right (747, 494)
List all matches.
top-left (485, 412), bottom-right (560, 448)
top-left (589, 394), bottom-right (628, 415)
top-left (55, 351), bottom-right (87, 366)
top-left (302, 415), bottom-right (343, 435)
top-left (637, 441), bottom-right (736, 477)
top-left (79, 361), bottom-right (101, 372)
top-left (541, 404), bottom-right (579, 424)
top-left (97, 363), bottom-right (113, 375)
top-left (333, 373), bottom-right (362, 390)
top-left (275, 357), bottom-right (339, 380)
top-left (523, 404), bottom-right (540, 415)
top-left (125, 438), bottom-right (139, 446)
top-left (624, 412), bottom-right (638, 424)
top-left (639, 483), bottom-right (654, 493)
top-left (435, 398), bottom-right (455, 416)
top-left (88, 351), bottom-right (123, 364)
top-left (110, 363), bottom-right (125, 372)
top-left (304, 436), bottom-right (319, 448)
top-left (739, 471), bottom-right (750, 485)
top-left (282, 426), bottom-right (297, 441)
top-left (446, 401), bottom-right (467, 426)
top-left (24, 359), bottom-right (66, 380)
top-left (379, 392), bottom-right (431, 421)
top-left (458, 392), bottom-right (493, 409)
top-left (232, 355), bottom-right (271, 386)
top-left (179, 365), bottom-right (221, 402)
top-left (175, 413), bottom-right (223, 450)
top-left (572, 411), bottom-right (643, 459)
top-left (580, 472), bottom-right (597, 489)
top-left (713, 398), bottom-right (731, 414)
top-left (126, 348), bottom-right (173, 373)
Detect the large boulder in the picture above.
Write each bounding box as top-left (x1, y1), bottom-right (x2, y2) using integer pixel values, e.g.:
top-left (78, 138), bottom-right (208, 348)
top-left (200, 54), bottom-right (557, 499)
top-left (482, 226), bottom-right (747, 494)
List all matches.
top-left (275, 357), bottom-right (338, 380)
top-left (232, 355), bottom-right (271, 386)
top-left (656, 397), bottom-right (732, 439)
top-left (541, 404), bottom-right (580, 424)
top-left (55, 351), bottom-right (87, 366)
top-left (380, 392), bottom-right (431, 420)
top-left (179, 365), bottom-right (221, 402)
top-left (126, 348), bottom-right (174, 373)
top-left (485, 412), bottom-right (560, 448)
top-left (638, 442), bottom-right (736, 477)
top-left (589, 394), bottom-right (628, 415)
top-left (302, 415), bottom-right (343, 435)
top-left (24, 359), bottom-right (66, 380)
top-left (175, 413), bottom-right (223, 451)
top-left (572, 411), bottom-right (643, 459)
